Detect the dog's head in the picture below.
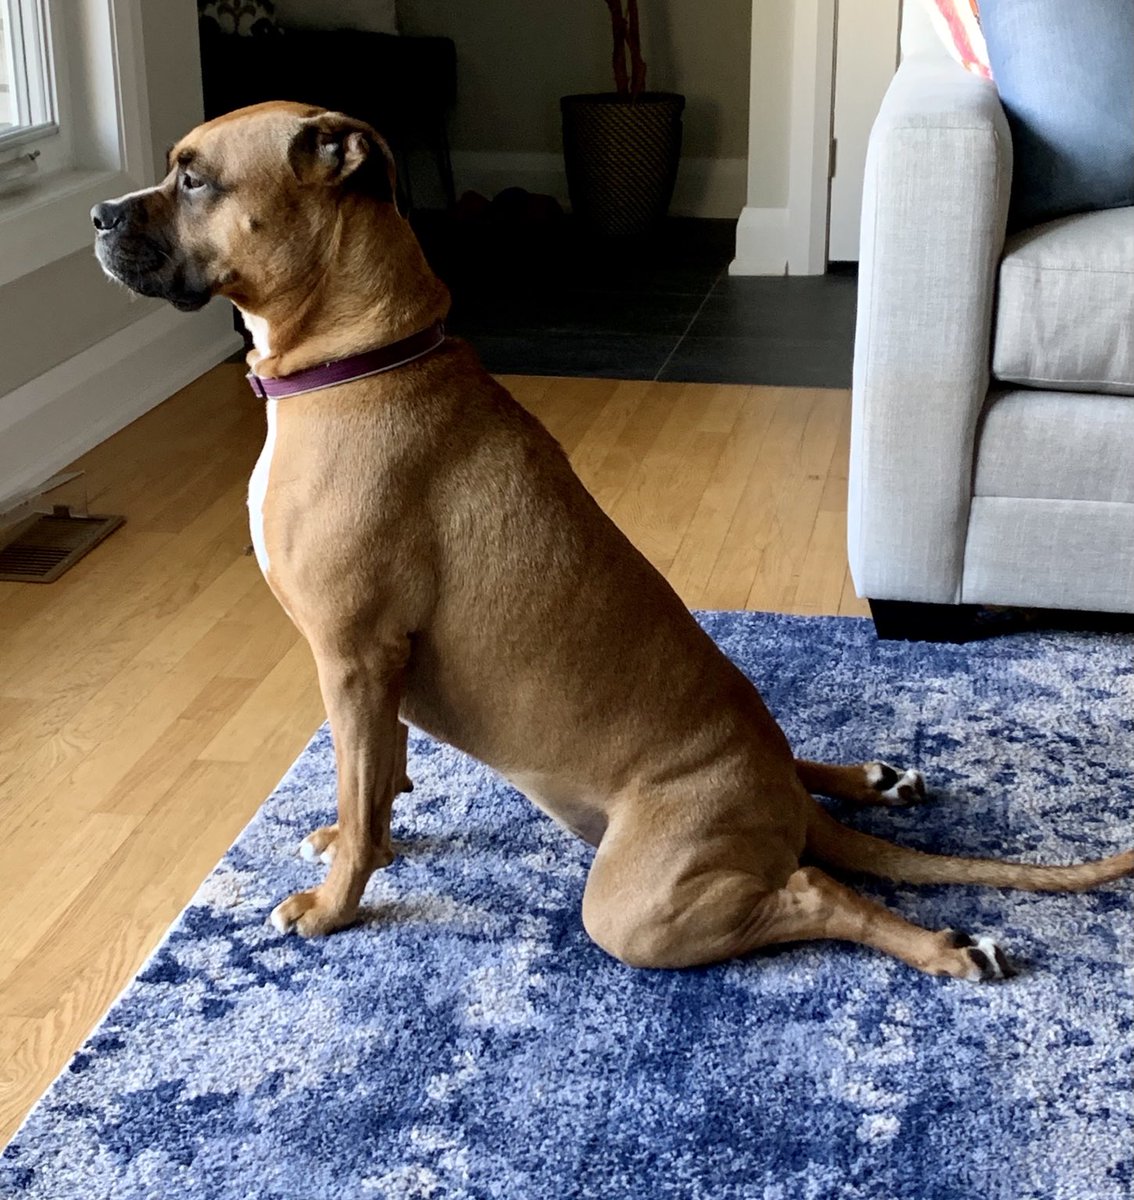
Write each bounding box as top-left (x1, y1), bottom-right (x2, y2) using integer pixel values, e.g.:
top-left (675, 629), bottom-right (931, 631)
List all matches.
top-left (92, 101), bottom-right (397, 312)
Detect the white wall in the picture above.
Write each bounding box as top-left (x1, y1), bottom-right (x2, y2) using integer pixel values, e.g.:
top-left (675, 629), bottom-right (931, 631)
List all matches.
top-left (398, 0), bottom-right (763, 218)
top-left (0, 0), bottom-right (240, 505)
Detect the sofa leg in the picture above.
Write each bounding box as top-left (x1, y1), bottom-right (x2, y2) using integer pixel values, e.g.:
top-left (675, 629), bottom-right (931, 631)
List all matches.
top-left (867, 600), bottom-right (981, 643)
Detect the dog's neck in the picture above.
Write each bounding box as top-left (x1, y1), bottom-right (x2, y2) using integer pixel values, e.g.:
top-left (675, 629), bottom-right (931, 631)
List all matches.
top-left (235, 203), bottom-right (450, 379)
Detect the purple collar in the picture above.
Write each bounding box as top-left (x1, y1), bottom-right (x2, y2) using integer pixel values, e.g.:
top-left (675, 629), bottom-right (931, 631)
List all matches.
top-left (246, 320), bottom-right (447, 400)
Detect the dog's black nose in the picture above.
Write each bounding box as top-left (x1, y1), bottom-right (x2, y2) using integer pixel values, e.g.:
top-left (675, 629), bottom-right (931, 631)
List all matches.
top-left (91, 201), bottom-right (125, 232)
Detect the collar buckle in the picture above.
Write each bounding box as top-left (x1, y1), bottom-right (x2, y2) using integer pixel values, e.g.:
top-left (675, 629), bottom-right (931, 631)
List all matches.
top-left (246, 371), bottom-right (269, 400)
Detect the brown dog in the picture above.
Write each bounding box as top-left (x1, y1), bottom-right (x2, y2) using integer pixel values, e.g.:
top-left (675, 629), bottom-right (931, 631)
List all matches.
top-left (93, 102), bottom-right (1132, 981)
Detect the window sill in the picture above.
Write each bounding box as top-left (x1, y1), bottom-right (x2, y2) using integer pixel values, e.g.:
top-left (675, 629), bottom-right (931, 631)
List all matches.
top-left (0, 165), bottom-right (138, 288)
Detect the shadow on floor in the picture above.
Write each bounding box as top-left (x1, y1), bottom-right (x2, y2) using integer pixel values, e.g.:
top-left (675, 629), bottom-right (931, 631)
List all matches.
top-left (413, 212), bottom-right (857, 388)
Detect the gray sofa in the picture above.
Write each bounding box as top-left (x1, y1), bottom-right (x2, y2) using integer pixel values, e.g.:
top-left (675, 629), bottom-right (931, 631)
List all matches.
top-left (848, 17), bottom-right (1134, 640)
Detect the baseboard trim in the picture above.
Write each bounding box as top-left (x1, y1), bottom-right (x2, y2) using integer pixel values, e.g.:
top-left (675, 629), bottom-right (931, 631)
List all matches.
top-left (0, 302), bottom-right (242, 510)
top-left (729, 205), bottom-right (791, 275)
top-left (449, 151), bottom-right (747, 220)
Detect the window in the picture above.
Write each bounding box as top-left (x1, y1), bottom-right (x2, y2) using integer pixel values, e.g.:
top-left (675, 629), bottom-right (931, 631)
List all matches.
top-left (0, 0), bottom-right (71, 183)
top-left (0, 0), bottom-right (153, 288)
top-left (0, 0), bottom-right (57, 148)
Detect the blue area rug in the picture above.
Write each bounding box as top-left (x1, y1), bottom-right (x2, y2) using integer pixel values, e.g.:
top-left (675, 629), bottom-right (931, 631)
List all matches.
top-left (3, 612), bottom-right (1132, 1200)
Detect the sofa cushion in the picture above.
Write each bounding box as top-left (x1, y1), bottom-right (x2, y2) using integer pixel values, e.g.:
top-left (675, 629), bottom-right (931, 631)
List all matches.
top-left (992, 207), bottom-right (1134, 396)
top-left (962, 496), bottom-right (1134, 612)
top-left (974, 388), bottom-right (1134, 503)
top-left (980, 0), bottom-right (1134, 228)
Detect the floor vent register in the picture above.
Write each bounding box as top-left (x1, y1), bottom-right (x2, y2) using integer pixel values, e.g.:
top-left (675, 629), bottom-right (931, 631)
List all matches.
top-left (0, 507), bottom-right (125, 583)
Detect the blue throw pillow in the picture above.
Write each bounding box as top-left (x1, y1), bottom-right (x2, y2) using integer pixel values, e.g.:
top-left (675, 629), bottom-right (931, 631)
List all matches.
top-left (980, 0), bottom-right (1134, 229)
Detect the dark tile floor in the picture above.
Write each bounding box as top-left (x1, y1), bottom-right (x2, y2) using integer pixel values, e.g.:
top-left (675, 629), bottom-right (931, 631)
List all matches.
top-left (414, 215), bottom-right (857, 387)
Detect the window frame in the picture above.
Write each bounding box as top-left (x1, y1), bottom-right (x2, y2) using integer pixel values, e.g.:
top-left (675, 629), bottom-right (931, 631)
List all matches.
top-left (0, 0), bottom-right (154, 289)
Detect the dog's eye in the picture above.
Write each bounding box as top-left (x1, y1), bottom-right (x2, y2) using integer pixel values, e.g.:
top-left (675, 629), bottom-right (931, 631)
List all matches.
top-left (180, 171), bottom-right (206, 192)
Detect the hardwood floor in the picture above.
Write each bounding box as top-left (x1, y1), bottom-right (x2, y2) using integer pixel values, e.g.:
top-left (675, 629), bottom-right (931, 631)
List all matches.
top-left (0, 364), bottom-right (868, 1147)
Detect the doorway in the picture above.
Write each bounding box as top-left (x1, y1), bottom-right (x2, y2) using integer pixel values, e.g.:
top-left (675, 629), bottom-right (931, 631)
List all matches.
top-left (828, 0), bottom-right (902, 264)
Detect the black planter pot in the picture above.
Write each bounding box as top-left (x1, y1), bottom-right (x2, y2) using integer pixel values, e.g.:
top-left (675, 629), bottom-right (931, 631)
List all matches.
top-left (560, 91), bottom-right (685, 237)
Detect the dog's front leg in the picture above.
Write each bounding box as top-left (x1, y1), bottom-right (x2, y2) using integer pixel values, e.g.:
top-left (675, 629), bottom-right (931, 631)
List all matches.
top-left (271, 642), bottom-right (407, 937)
top-left (297, 720), bottom-right (413, 864)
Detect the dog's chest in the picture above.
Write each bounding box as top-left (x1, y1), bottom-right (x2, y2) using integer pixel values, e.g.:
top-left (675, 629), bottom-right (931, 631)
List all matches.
top-left (247, 399), bottom-right (278, 575)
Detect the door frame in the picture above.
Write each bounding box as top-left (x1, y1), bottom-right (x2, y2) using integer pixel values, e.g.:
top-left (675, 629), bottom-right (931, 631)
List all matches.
top-left (731, 0), bottom-right (835, 276)
top-left (786, 0), bottom-right (837, 274)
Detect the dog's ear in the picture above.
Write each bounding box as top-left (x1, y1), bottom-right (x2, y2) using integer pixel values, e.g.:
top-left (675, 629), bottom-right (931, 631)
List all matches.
top-left (287, 112), bottom-right (396, 202)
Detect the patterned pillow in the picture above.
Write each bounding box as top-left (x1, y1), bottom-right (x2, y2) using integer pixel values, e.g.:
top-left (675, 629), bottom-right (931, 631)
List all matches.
top-left (917, 0), bottom-right (991, 79)
top-left (198, 1), bottom-right (282, 37)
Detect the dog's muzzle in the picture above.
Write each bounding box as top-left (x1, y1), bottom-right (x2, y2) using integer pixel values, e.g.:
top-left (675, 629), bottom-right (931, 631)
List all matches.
top-left (92, 196), bottom-right (212, 312)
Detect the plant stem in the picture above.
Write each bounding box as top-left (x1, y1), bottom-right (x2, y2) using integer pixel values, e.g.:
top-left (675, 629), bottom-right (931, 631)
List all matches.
top-left (626, 0), bottom-right (647, 97)
top-left (604, 0), bottom-right (629, 94)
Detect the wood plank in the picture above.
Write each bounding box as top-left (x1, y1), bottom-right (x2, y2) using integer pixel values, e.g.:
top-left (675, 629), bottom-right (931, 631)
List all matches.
top-left (792, 509), bottom-right (851, 616)
top-left (0, 759), bottom-right (275, 1027)
top-left (666, 387), bottom-right (777, 608)
top-left (0, 814), bottom-right (140, 992)
top-left (198, 640), bottom-right (323, 765)
top-left (495, 373), bottom-right (553, 410)
top-left (701, 388), bottom-right (820, 609)
top-left (519, 376), bottom-right (617, 455)
top-left (0, 511), bottom-right (256, 811)
top-left (97, 677), bottom-right (261, 817)
top-left (607, 383), bottom-right (741, 576)
top-left (217, 582), bottom-right (302, 681)
top-left (574, 380), bottom-right (683, 514)
top-left (567, 379), bottom-right (653, 505)
top-left (839, 566), bottom-right (872, 618)
top-left (0, 1017), bottom-right (64, 1149)
top-left (0, 623), bottom-right (269, 878)
top-left (745, 389), bottom-right (845, 613)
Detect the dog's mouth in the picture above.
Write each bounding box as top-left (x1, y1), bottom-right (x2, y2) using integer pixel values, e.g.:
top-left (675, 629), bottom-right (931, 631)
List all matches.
top-left (95, 234), bottom-right (213, 312)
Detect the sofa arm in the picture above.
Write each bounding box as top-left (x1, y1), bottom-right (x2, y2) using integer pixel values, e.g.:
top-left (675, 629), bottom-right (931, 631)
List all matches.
top-left (848, 56), bottom-right (1012, 604)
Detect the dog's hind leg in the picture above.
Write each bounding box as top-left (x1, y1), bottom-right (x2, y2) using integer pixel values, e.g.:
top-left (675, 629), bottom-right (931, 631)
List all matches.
top-left (585, 849), bottom-right (1012, 981)
top-left (796, 759), bottom-right (926, 807)
top-left (740, 865), bottom-right (1013, 981)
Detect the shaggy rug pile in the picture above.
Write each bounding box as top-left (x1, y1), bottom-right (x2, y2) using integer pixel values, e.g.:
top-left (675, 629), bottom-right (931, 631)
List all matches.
top-left (2, 613), bottom-right (1131, 1200)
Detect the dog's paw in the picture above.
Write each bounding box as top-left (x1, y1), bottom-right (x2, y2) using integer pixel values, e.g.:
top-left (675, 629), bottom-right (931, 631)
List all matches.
top-left (946, 931), bottom-right (1015, 982)
top-left (298, 824), bottom-right (339, 865)
top-left (865, 762), bottom-right (927, 806)
top-left (297, 825), bottom-right (395, 871)
top-left (270, 888), bottom-right (355, 937)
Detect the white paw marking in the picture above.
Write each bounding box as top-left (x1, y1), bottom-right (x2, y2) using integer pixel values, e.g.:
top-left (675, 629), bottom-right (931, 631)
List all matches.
top-left (963, 935), bottom-right (1011, 982)
top-left (269, 903), bottom-right (293, 934)
top-left (975, 936), bottom-right (1008, 975)
top-left (878, 765), bottom-right (926, 806)
top-left (298, 831), bottom-right (337, 865)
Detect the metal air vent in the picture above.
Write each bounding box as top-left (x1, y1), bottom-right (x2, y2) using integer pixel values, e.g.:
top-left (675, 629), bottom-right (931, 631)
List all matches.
top-left (0, 507), bottom-right (124, 583)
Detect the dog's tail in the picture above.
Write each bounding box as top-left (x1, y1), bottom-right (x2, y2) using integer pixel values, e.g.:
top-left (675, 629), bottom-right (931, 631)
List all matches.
top-left (806, 798), bottom-right (1134, 892)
